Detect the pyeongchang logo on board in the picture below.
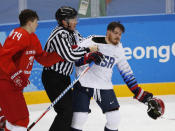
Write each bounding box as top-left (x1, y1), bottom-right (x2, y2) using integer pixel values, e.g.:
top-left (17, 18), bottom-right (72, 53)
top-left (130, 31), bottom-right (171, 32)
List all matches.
top-left (124, 42), bottom-right (175, 63)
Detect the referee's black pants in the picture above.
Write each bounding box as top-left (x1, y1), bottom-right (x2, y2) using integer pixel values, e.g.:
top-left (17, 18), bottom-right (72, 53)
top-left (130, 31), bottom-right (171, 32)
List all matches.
top-left (42, 69), bottom-right (73, 131)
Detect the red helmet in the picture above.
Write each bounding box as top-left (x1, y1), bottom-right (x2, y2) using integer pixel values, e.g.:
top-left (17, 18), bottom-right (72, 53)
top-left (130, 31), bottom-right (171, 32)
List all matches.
top-left (155, 98), bottom-right (165, 116)
top-left (147, 97), bottom-right (165, 119)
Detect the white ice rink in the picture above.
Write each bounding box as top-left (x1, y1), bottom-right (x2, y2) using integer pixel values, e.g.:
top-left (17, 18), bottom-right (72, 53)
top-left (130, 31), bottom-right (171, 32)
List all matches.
top-left (28, 95), bottom-right (175, 131)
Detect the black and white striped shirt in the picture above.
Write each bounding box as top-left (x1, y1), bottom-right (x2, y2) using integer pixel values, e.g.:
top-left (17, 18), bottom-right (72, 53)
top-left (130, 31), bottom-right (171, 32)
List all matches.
top-left (44, 26), bottom-right (88, 76)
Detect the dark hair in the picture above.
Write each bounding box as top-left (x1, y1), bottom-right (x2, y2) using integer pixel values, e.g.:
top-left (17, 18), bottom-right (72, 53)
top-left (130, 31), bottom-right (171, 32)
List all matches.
top-left (19, 9), bottom-right (39, 26)
top-left (107, 21), bottom-right (125, 33)
top-left (55, 6), bottom-right (77, 25)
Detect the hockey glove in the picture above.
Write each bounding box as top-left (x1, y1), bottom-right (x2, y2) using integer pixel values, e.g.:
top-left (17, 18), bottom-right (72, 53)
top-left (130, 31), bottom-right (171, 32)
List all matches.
top-left (10, 70), bottom-right (29, 90)
top-left (147, 98), bottom-right (165, 120)
top-left (84, 51), bottom-right (104, 65)
top-left (135, 91), bottom-right (153, 104)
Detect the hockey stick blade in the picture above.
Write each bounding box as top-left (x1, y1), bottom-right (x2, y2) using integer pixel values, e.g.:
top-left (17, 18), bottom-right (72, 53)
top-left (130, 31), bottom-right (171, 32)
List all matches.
top-left (160, 116), bottom-right (175, 121)
top-left (27, 63), bottom-right (93, 130)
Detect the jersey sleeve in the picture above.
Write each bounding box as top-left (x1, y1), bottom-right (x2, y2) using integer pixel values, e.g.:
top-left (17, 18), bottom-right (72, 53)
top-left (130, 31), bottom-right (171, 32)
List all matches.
top-left (50, 30), bottom-right (88, 62)
top-left (116, 46), bottom-right (145, 98)
top-left (74, 36), bottom-right (94, 66)
top-left (32, 34), bottom-right (64, 67)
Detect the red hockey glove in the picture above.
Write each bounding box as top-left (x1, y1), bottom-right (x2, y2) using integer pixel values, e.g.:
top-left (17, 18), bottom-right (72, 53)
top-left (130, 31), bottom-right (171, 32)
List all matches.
top-left (134, 91), bottom-right (153, 104)
top-left (84, 51), bottom-right (104, 65)
top-left (10, 70), bottom-right (29, 90)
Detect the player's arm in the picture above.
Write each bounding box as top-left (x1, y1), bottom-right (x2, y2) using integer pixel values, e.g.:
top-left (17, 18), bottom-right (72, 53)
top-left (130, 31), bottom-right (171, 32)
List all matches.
top-left (1, 39), bottom-right (27, 75)
top-left (51, 32), bottom-right (97, 62)
top-left (75, 51), bottom-right (104, 66)
top-left (116, 58), bottom-right (153, 103)
top-left (73, 35), bottom-right (103, 66)
top-left (32, 34), bottom-right (64, 67)
top-left (0, 33), bottom-right (29, 90)
top-left (116, 57), bottom-right (164, 119)
top-left (35, 51), bottom-right (64, 67)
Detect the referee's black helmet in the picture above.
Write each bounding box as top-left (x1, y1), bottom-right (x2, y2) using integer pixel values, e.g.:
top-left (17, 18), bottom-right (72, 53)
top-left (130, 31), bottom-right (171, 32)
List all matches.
top-left (55, 6), bottom-right (77, 25)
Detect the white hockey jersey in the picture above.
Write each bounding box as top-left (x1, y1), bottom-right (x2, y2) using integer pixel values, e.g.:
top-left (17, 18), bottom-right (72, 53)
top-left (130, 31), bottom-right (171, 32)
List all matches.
top-left (76, 35), bottom-right (138, 90)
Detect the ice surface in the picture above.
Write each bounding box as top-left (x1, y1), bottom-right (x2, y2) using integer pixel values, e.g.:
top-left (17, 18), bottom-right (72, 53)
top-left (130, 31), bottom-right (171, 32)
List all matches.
top-left (28, 95), bottom-right (175, 131)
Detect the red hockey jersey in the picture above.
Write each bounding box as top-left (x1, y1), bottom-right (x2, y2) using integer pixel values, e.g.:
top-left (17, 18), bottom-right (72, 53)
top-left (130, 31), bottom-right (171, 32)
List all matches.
top-left (0, 27), bottom-right (64, 79)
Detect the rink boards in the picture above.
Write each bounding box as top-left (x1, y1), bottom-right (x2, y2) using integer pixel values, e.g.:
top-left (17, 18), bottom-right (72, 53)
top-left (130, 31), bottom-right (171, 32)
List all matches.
top-left (24, 82), bottom-right (175, 104)
top-left (0, 14), bottom-right (175, 105)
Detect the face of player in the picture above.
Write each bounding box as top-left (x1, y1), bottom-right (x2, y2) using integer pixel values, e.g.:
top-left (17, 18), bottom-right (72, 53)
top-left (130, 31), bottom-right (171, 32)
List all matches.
top-left (23, 18), bottom-right (38, 34)
top-left (29, 19), bottom-right (38, 33)
top-left (107, 27), bottom-right (122, 45)
top-left (64, 17), bottom-right (78, 31)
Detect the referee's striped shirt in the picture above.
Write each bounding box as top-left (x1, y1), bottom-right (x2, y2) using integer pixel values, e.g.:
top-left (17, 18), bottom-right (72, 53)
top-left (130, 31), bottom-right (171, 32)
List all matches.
top-left (44, 26), bottom-right (88, 76)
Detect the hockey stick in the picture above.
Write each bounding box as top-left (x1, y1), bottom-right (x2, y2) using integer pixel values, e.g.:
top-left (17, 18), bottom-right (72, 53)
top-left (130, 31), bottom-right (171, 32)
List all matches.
top-left (160, 116), bottom-right (175, 121)
top-left (27, 63), bottom-right (93, 131)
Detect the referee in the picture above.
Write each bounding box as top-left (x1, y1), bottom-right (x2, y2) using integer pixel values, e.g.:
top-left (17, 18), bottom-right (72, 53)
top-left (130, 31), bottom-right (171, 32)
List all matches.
top-left (42, 6), bottom-right (98, 131)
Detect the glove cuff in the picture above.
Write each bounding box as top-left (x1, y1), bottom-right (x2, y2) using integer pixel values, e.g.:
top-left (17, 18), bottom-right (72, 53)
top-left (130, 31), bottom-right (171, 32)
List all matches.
top-left (135, 89), bottom-right (153, 104)
top-left (10, 70), bottom-right (23, 80)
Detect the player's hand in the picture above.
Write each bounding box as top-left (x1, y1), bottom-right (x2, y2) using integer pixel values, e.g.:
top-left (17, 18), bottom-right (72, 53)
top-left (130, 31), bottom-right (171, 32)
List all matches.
top-left (10, 70), bottom-right (29, 90)
top-left (135, 91), bottom-right (153, 104)
top-left (147, 98), bottom-right (165, 119)
top-left (89, 45), bottom-right (98, 52)
top-left (84, 51), bottom-right (104, 65)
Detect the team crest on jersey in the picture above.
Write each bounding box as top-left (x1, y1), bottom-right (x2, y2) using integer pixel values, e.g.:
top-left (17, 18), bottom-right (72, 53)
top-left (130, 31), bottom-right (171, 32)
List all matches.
top-left (26, 50), bottom-right (36, 55)
top-left (97, 55), bottom-right (115, 69)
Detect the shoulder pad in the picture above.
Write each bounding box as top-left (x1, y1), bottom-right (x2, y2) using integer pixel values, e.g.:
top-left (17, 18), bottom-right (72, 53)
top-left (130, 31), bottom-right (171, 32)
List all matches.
top-left (92, 36), bottom-right (106, 44)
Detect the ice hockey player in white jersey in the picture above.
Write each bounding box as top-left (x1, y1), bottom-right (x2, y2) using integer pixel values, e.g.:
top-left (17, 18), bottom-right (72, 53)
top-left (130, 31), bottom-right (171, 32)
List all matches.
top-left (71, 22), bottom-right (165, 131)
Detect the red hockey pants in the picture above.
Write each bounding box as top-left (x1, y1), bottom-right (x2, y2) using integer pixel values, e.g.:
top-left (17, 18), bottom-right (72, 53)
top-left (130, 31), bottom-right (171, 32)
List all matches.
top-left (0, 80), bottom-right (29, 128)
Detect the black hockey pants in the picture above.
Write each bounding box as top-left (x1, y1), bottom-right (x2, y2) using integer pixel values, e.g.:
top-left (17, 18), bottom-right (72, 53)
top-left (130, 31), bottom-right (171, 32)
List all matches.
top-left (42, 69), bottom-right (73, 131)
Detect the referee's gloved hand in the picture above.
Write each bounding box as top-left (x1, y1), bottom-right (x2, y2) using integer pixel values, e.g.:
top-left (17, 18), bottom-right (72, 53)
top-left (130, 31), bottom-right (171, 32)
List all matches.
top-left (10, 70), bottom-right (29, 91)
top-left (84, 51), bottom-right (104, 65)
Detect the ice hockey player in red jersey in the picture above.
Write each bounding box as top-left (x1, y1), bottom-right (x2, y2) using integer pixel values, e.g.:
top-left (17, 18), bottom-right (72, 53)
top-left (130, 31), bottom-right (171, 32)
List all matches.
top-left (0, 44), bottom-right (5, 131)
top-left (0, 9), bottom-right (64, 131)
